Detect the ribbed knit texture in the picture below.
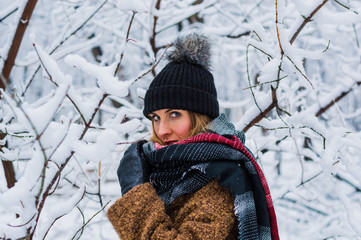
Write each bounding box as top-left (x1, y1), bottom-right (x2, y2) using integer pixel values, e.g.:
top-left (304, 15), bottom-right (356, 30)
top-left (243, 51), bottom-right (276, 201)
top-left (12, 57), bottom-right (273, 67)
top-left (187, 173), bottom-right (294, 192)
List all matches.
top-left (143, 61), bottom-right (219, 119)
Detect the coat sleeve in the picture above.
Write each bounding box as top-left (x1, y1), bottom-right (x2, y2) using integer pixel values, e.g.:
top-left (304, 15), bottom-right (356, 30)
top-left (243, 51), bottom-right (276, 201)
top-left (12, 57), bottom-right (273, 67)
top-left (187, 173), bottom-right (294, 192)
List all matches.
top-left (107, 181), bottom-right (236, 240)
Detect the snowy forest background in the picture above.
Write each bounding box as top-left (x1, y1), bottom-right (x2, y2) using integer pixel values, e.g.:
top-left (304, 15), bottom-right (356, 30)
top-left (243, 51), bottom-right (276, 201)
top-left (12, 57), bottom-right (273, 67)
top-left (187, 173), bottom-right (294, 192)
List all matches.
top-left (0, 0), bottom-right (361, 239)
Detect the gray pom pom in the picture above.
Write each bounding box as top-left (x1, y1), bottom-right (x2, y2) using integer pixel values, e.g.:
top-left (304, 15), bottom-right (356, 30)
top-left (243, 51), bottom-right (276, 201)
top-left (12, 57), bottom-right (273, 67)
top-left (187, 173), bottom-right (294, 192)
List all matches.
top-left (167, 32), bottom-right (211, 70)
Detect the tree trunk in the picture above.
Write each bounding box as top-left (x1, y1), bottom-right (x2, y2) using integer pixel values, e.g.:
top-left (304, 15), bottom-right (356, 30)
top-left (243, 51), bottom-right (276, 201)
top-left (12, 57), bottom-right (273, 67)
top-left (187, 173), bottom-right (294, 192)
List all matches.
top-left (0, 0), bottom-right (39, 188)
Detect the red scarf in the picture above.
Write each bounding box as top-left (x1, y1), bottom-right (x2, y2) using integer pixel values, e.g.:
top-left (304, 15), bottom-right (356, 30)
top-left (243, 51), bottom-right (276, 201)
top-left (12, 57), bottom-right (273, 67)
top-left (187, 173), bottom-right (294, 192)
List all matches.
top-left (172, 133), bottom-right (280, 240)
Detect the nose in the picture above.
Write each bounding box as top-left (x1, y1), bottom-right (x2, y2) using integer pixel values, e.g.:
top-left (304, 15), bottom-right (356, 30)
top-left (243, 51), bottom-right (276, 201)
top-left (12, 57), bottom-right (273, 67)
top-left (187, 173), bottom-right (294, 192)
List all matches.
top-left (157, 120), bottom-right (171, 139)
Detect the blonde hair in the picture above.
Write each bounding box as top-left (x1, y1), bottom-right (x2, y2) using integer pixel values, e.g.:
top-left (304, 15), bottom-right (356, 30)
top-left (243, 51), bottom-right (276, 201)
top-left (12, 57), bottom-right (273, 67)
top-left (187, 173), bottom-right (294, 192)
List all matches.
top-left (150, 111), bottom-right (212, 145)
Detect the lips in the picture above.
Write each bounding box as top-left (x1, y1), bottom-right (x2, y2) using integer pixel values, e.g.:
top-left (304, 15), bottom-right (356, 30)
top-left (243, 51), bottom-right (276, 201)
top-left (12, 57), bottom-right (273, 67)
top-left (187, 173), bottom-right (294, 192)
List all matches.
top-left (164, 140), bottom-right (177, 145)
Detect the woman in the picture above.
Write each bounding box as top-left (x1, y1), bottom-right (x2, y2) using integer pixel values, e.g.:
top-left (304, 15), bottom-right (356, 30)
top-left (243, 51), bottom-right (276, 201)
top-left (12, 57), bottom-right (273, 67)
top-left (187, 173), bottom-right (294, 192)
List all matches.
top-left (107, 32), bottom-right (279, 240)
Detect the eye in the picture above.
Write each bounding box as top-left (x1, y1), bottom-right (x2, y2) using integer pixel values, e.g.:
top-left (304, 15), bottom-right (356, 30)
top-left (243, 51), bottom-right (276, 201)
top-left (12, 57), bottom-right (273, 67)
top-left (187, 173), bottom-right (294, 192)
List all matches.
top-left (150, 115), bottom-right (160, 121)
top-left (169, 111), bottom-right (181, 118)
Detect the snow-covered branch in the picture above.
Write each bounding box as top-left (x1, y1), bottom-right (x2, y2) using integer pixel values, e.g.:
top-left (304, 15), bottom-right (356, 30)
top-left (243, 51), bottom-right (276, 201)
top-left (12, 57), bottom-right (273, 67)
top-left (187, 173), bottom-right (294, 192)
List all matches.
top-left (1, 0), bottom-right (361, 239)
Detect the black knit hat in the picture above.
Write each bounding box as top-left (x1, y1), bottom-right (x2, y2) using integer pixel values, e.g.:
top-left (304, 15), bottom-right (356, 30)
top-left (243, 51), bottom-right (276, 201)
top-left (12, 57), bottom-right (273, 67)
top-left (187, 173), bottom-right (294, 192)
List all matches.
top-left (143, 32), bottom-right (219, 119)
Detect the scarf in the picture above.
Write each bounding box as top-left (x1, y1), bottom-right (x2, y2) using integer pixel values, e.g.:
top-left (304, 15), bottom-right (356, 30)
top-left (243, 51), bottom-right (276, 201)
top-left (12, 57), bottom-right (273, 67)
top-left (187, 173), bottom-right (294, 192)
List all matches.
top-left (142, 114), bottom-right (279, 240)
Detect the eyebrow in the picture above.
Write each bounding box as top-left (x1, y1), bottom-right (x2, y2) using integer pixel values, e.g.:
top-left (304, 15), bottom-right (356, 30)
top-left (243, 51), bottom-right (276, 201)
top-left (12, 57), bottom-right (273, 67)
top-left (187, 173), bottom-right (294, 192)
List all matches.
top-left (150, 109), bottom-right (173, 116)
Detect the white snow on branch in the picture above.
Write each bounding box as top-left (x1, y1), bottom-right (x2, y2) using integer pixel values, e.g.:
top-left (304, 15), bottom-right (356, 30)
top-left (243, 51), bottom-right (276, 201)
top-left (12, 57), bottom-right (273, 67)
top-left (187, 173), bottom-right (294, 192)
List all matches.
top-left (64, 54), bottom-right (131, 98)
top-left (73, 129), bottom-right (120, 163)
top-left (115, 1), bottom-right (149, 12)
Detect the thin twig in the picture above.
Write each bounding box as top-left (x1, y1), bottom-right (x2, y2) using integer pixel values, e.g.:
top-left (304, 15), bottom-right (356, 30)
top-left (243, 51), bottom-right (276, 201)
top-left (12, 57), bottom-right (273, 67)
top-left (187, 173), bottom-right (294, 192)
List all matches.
top-left (279, 197), bottom-right (328, 216)
top-left (286, 55), bottom-right (313, 88)
top-left (213, 0), bottom-right (327, 135)
top-left (275, 0), bottom-right (284, 55)
top-left (28, 152), bottom-right (75, 239)
top-left (75, 207), bottom-right (86, 239)
top-left (42, 187), bottom-right (86, 240)
top-left (0, 0), bottom-right (39, 190)
top-left (1, 91), bottom-right (49, 207)
top-left (7, 214), bottom-right (35, 228)
top-left (131, 44), bottom-right (171, 85)
top-left (322, 40), bottom-right (331, 53)
top-left (352, 24), bottom-right (359, 48)
top-left (226, 31), bottom-right (251, 38)
top-left (97, 162), bottom-right (103, 207)
top-left (9, 72), bottom-right (70, 210)
top-left (316, 86), bottom-right (354, 117)
top-left (333, 0), bottom-right (359, 14)
top-left (71, 201), bottom-right (111, 240)
top-left (114, 11), bottom-right (137, 76)
top-left (290, 128), bottom-right (305, 183)
top-left (246, 44), bottom-right (262, 113)
top-left (47, 161), bottom-right (61, 196)
top-left (243, 87), bottom-right (278, 132)
top-left (80, 93), bottom-right (109, 139)
top-left (242, 0), bottom-right (284, 133)
top-left (33, 44), bottom-right (87, 124)
top-left (298, 171), bottom-right (322, 188)
top-left (47, 119), bottom-right (72, 161)
top-left (150, 0), bottom-right (162, 57)
top-left (249, 44), bottom-right (273, 59)
top-left (29, 91), bottom-right (108, 238)
top-left (243, 104), bottom-right (275, 132)
top-left (243, 76), bottom-right (287, 90)
top-left (0, 7), bottom-right (18, 23)
top-left (290, 0), bottom-right (329, 44)
top-left (252, 30), bottom-right (262, 42)
top-left (335, 174), bottom-right (361, 192)
top-left (22, 0), bottom-right (109, 96)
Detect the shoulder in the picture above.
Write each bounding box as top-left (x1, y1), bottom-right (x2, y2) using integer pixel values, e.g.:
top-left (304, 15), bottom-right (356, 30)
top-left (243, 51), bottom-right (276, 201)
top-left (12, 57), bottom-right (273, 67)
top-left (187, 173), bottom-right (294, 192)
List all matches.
top-left (123, 140), bottom-right (147, 156)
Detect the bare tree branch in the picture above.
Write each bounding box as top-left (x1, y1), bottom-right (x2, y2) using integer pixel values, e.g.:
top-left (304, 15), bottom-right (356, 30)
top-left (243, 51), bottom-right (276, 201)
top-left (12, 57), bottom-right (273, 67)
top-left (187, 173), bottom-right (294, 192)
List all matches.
top-left (290, 0), bottom-right (330, 44)
top-left (243, 87), bottom-right (278, 132)
top-left (71, 201), bottom-right (111, 240)
top-left (32, 43), bottom-right (87, 124)
top-left (28, 92), bottom-right (109, 239)
top-left (150, 0), bottom-right (162, 77)
top-left (22, 0), bottom-right (109, 96)
top-left (0, 6), bottom-right (18, 23)
top-left (226, 31), bottom-right (251, 39)
top-left (243, 0), bottom-right (330, 132)
top-left (275, 0), bottom-right (284, 55)
top-left (316, 81), bottom-right (361, 117)
top-left (1, 0), bottom-right (38, 89)
top-left (0, 0), bottom-right (38, 189)
top-left (114, 11), bottom-right (137, 76)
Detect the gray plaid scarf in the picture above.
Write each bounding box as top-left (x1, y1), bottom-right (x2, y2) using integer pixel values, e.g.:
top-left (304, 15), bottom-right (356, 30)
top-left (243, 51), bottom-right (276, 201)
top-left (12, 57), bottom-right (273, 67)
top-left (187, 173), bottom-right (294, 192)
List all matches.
top-left (142, 114), bottom-right (279, 240)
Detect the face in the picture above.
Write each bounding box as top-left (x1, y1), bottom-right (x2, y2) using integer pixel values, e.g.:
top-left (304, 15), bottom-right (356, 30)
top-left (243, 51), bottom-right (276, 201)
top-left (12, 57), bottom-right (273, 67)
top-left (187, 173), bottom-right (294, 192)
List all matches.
top-left (149, 109), bottom-right (192, 145)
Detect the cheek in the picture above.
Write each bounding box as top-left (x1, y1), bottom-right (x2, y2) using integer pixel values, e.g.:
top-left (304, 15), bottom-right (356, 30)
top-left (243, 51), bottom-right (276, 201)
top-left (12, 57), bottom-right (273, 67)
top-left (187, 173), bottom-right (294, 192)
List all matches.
top-left (175, 119), bottom-right (192, 137)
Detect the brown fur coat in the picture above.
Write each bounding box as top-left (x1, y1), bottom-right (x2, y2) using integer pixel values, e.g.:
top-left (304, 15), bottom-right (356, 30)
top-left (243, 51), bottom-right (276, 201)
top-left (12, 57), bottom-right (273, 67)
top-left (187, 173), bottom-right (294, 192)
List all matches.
top-left (107, 179), bottom-right (238, 239)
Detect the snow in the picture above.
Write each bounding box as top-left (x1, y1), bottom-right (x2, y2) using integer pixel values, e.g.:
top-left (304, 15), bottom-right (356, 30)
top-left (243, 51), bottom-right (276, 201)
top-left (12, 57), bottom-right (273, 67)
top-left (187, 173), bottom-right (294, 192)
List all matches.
top-left (73, 129), bottom-right (119, 163)
top-left (136, 87), bottom-right (146, 99)
top-left (294, 0), bottom-right (325, 17)
top-left (19, 84), bottom-right (69, 134)
top-left (314, 9), bottom-right (361, 25)
top-left (258, 58), bottom-right (281, 84)
top-left (236, 91), bottom-right (272, 129)
top-left (36, 187), bottom-right (86, 239)
top-left (1, 0), bottom-right (361, 239)
top-left (115, 1), bottom-right (149, 13)
top-left (64, 54), bottom-right (131, 98)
